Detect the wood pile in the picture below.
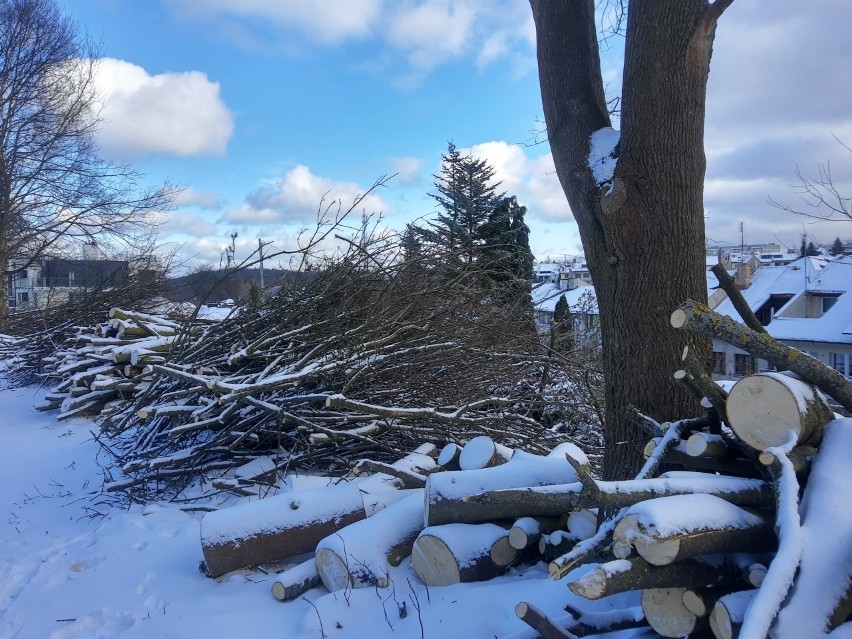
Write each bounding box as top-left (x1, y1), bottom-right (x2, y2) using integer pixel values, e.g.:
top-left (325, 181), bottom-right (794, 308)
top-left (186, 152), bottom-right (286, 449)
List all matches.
top-left (193, 299), bottom-right (852, 639)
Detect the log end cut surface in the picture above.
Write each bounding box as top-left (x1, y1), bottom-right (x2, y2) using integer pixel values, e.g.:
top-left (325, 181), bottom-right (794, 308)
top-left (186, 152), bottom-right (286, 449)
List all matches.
top-left (411, 534), bottom-right (460, 586)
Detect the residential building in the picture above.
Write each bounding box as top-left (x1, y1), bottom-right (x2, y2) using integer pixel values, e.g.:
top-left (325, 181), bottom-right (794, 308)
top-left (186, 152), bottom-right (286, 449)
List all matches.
top-left (711, 256), bottom-right (852, 379)
top-left (7, 257), bottom-right (129, 310)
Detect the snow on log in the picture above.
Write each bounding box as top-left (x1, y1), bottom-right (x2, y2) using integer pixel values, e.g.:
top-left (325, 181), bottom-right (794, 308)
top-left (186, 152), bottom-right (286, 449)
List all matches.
top-left (352, 443), bottom-right (437, 489)
top-left (270, 558), bottom-right (321, 602)
top-left (200, 482), bottom-right (367, 578)
top-left (568, 555), bottom-right (747, 601)
top-left (686, 432), bottom-right (731, 458)
top-left (642, 587), bottom-right (708, 638)
top-left (726, 372), bottom-right (833, 451)
top-left (437, 442), bottom-right (462, 470)
top-left (566, 509), bottom-right (598, 541)
top-left (424, 454), bottom-right (578, 526)
top-left (315, 491), bottom-right (424, 591)
top-left (411, 522), bottom-right (518, 586)
top-left (508, 515), bottom-right (567, 550)
top-left (773, 419), bottom-right (852, 637)
top-left (458, 435), bottom-right (512, 470)
top-left (710, 589), bottom-right (757, 639)
top-left (613, 494), bottom-right (775, 566)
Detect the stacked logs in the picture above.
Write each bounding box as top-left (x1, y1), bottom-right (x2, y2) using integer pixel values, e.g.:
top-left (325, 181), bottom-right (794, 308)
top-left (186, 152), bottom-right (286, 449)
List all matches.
top-left (197, 437), bottom-right (590, 596)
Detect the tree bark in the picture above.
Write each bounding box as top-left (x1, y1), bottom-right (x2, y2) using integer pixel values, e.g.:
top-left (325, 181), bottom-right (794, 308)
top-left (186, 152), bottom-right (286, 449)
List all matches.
top-left (411, 523), bottom-right (517, 586)
top-left (529, 0), bottom-right (730, 479)
top-left (270, 559), bottom-right (321, 602)
top-left (568, 555), bottom-right (747, 600)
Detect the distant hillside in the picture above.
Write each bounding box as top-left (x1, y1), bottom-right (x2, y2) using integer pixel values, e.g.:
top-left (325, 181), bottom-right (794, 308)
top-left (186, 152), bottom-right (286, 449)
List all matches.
top-left (165, 268), bottom-right (316, 304)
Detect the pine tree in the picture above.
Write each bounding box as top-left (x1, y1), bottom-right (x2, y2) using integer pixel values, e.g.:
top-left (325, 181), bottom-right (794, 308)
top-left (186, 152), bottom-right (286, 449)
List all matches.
top-left (830, 236), bottom-right (844, 256)
top-left (807, 241), bottom-right (821, 256)
top-left (427, 142), bottom-right (503, 268)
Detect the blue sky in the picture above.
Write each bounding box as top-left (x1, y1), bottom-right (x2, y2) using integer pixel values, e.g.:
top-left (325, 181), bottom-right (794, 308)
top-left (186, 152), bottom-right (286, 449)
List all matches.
top-left (56, 0), bottom-right (852, 268)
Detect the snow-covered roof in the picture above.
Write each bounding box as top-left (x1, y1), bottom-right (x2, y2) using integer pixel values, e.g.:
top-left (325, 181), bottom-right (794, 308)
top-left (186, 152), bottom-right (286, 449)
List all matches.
top-left (531, 282), bottom-right (598, 314)
top-left (714, 257), bottom-right (852, 345)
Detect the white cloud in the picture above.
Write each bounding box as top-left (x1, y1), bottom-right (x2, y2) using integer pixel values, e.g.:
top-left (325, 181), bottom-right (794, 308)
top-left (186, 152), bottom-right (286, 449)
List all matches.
top-left (93, 58), bottom-right (234, 158)
top-left (391, 156), bottom-right (424, 187)
top-left (175, 0), bottom-right (383, 44)
top-left (161, 212), bottom-right (220, 239)
top-left (225, 165), bottom-right (388, 225)
top-left (385, 1), bottom-right (476, 71)
top-left (174, 187), bottom-right (225, 210)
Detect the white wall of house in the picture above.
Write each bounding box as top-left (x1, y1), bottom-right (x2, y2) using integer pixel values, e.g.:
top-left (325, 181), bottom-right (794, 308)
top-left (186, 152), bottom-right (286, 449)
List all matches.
top-left (712, 339), bottom-right (852, 379)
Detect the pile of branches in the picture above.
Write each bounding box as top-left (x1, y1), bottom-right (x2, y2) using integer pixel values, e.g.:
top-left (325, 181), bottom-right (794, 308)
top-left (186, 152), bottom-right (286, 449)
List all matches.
top-left (19, 231), bottom-right (602, 503)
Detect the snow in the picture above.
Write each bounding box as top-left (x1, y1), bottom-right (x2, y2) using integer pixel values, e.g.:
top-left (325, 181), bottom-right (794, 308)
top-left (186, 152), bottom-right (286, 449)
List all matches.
top-left (0, 385), bottom-right (633, 639)
top-left (619, 494), bottom-right (764, 540)
top-left (588, 127), bottom-right (621, 187)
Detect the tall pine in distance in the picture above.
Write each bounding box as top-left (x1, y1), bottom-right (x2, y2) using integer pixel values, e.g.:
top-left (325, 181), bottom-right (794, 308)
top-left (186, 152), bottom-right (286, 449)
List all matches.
top-left (414, 142), bottom-right (534, 288)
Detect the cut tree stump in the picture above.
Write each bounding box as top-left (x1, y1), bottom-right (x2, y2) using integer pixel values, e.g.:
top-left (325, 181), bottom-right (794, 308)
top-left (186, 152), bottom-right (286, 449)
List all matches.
top-left (315, 490), bottom-right (424, 591)
top-left (200, 482), bottom-right (367, 578)
top-left (411, 523), bottom-right (518, 586)
top-left (642, 587), bottom-right (708, 638)
top-left (726, 372), bottom-right (833, 450)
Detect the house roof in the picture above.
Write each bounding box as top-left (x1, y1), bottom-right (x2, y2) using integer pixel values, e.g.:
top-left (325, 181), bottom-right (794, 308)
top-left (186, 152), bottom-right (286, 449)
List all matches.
top-left (714, 257), bottom-right (852, 345)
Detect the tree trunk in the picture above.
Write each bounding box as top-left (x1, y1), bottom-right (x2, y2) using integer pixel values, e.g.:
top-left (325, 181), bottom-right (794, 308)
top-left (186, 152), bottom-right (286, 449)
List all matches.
top-left (529, 0), bottom-right (730, 478)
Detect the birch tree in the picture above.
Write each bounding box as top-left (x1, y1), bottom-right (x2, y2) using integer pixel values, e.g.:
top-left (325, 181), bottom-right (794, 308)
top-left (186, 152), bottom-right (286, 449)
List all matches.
top-left (529, 0), bottom-right (734, 478)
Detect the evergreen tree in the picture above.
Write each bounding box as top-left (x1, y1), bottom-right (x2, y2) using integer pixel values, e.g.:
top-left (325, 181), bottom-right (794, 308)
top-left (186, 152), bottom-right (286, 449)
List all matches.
top-left (551, 294), bottom-right (574, 353)
top-left (427, 142), bottom-right (503, 267)
top-left (807, 241), bottom-right (821, 256)
top-left (481, 196), bottom-right (535, 282)
top-left (830, 236), bottom-right (845, 256)
top-left (401, 223), bottom-right (423, 264)
top-left (799, 236), bottom-right (808, 258)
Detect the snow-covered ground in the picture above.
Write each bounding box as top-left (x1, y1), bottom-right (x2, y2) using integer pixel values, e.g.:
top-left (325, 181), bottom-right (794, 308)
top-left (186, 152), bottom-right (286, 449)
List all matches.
top-left (0, 386), bottom-right (640, 639)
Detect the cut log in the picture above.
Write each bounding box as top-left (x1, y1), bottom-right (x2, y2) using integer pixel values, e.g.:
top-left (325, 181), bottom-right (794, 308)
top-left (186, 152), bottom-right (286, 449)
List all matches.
top-left (671, 299), bottom-right (852, 412)
top-left (353, 444), bottom-right (438, 490)
top-left (682, 586), bottom-right (735, 618)
top-left (437, 442), bottom-right (461, 471)
top-left (613, 494), bottom-right (774, 566)
top-left (509, 515), bottom-right (568, 550)
top-left (514, 602), bottom-right (576, 639)
top-left (686, 432), bottom-right (731, 458)
top-left (411, 523), bottom-right (517, 586)
top-left (539, 530), bottom-right (579, 562)
top-left (641, 587), bottom-right (708, 638)
top-left (200, 482), bottom-right (367, 578)
top-left (566, 509), bottom-right (598, 541)
top-left (442, 473), bottom-right (772, 527)
top-left (726, 372), bottom-right (833, 450)
top-left (568, 555), bottom-right (747, 600)
top-left (425, 454), bottom-right (578, 526)
top-left (458, 435), bottom-right (512, 470)
top-left (774, 419), bottom-right (852, 636)
top-left (270, 558), bottom-right (321, 602)
top-left (710, 589), bottom-right (757, 639)
top-left (315, 491), bottom-right (424, 591)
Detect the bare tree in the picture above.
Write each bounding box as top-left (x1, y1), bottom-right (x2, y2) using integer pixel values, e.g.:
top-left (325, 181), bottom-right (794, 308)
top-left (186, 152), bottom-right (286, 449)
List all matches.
top-left (0, 0), bottom-right (174, 329)
top-left (529, 0), bottom-right (735, 479)
top-left (769, 137), bottom-right (852, 222)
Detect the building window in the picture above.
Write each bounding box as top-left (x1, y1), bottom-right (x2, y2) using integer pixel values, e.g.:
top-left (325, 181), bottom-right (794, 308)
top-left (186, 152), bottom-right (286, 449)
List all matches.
top-left (822, 296), bottom-right (838, 314)
top-left (17, 291), bottom-right (29, 304)
top-left (734, 354), bottom-right (756, 376)
top-left (712, 351), bottom-right (727, 375)
top-left (830, 352), bottom-right (848, 377)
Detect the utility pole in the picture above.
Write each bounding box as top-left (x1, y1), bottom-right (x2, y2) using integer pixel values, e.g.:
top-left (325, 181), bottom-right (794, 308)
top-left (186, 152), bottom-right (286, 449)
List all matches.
top-left (257, 239), bottom-right (273, 293)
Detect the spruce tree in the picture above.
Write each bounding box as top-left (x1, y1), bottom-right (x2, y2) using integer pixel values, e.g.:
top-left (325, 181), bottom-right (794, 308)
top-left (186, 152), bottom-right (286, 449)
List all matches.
top-left (428, 142), bottom-right (503, 268)
top-left (830, 236), bottom-right (844, 256)
top-left (551, 294), bottom-right (574, 353)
